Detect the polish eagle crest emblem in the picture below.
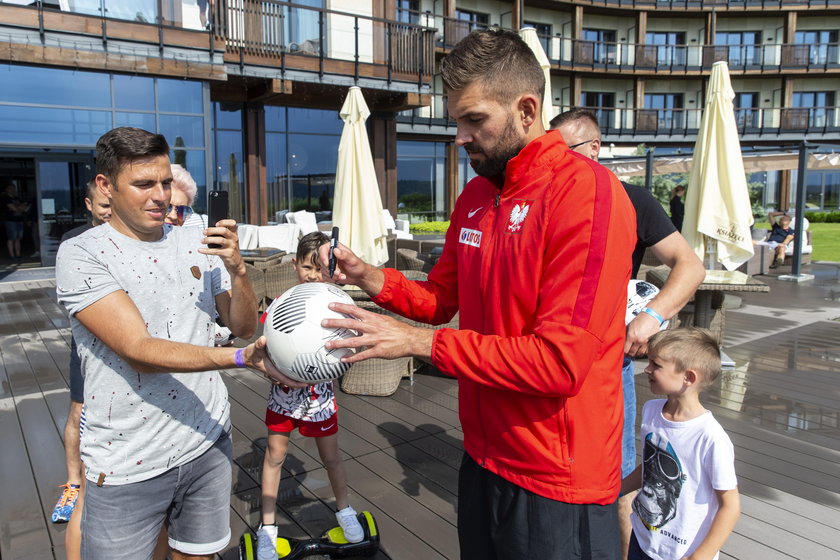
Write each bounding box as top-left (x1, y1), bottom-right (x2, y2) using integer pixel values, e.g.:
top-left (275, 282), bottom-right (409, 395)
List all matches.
top-left (507, 201), bottom-right (531, 233)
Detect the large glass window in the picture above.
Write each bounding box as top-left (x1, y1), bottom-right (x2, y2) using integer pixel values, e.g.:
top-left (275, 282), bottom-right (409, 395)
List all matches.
top-left (213, 104), bottom-right (245, 220)
top-left (795, 30), bottom-right (839, 65)
top-left (581, 92), bottom-right (616, 129)
top-left (646, 31), bottom-right (686, 66)
top-left (113, 74), bottom-right (156, 111)
top-left (158, 79), bottom-right (204, 114)
top-left (581, 29), bottom-right (617, 64)
top-left (0, 65), bottom-right (210, 234)
top-left (397, 141), bottom-right (447, 222)
top-left (792, 91), bottom-right (837, 127)
top-left (644, 93), bottom-right (684, 129)
top-left (103, 0), bottom-right (157, 23)
top-left (396, 0), bottom-right (419, 24)
top-left (259, 106), bottom-right (341, 219)
top-left (734, 92), bottom-right (759, 129)
top-left (0, 105), bottom-right (110, 145)
top-left (286, 0), bottom-right (324, 54)
top-left (1, 65), bottom-right (111, 107)
top-left (456, 9), bottom-right (489, 29)
top-left (524, 21), bottom-right (552, 56)
top-left (715, 31), bottom-right (762, 67)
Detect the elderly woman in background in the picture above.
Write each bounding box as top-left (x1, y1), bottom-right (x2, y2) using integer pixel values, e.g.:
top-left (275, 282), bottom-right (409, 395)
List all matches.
top-left (165, 164), bottom-right (232, 348)
top-left (165, 164), bottom-right (204, 228)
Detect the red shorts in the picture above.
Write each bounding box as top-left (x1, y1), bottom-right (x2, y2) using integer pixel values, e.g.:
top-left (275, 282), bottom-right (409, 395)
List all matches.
top-left (265, 408), bottom-right (338, 437)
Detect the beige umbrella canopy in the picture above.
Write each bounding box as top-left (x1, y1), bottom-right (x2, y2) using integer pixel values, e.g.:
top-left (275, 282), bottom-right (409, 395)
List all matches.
top-left (518, 27), bottom-right (554, 128)
top-left (682, 61), bottom-right (754, 271)
top-left (332, 87), bottom-right (389, 267)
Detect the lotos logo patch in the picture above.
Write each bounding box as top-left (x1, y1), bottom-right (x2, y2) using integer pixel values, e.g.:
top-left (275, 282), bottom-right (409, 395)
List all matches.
top-left (459, 227), bottom-right (482, 248)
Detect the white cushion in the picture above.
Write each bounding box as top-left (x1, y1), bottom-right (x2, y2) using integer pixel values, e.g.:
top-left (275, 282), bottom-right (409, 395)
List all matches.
top-left (237, 224), bottom-right (260, 250)
top-left (785, 243), bottom-right (812, 255)
top-left (381, 209), bottom-right (397, 231)
top-left (258, 224), bottom-right (300, 253)
top-left (288, 210), bottom-right (318, 235)
top-left (789, 217), bottom-right (810, 231)
top-left (394, 219), bottom-right (410, 233)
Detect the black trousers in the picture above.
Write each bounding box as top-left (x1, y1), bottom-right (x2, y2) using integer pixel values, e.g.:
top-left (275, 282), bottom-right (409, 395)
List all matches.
top-left (458, 453), bottom-right (620, 560)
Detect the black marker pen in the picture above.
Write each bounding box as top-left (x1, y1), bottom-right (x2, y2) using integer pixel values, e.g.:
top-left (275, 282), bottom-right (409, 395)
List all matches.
top-left (329, 227), bottom-right (339, 278)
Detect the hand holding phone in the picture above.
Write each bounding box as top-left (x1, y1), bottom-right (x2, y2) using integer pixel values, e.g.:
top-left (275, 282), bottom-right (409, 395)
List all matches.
top-left (207, 191), bottom-right (229, 249)
top-left (329, 227), bottom-right (339, 278)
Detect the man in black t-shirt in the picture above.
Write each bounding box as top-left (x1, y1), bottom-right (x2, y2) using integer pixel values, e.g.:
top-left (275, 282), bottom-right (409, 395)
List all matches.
top-left (552, 109), bottom-right (705, 560)
top-left (761, 211), bottom-right (795, 268)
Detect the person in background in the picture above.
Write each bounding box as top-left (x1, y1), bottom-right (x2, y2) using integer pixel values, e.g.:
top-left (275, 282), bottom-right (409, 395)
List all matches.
top-left (670, 185), bottom-right (686, 232)
top-left (319, 29), bottom-right (636, 559)
top-left (165, 164), bottom-right (201, 228)
top-left (198, 0), bottom-right (213, 30)
top-left (255, 231), bottom-right (364, 560)
top-left (3, 182), bottom-right (29, 261)
top-left (622, 328), bottom-right (740, 560)
top-left (51, 180), bottom-right (112, 560)
top-left (552, 108), bottom-right (705, 560)
top-left (762, 211), bottom-right (795, 269)
top-left (166, 163), bottom-right (232, 347)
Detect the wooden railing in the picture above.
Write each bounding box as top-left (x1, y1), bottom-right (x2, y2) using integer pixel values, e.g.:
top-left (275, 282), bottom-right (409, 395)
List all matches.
top-left (214, 0), bottom-right (435, 84)
top-left (398, 100), bottom-right (840, 138)
top-left (564, 0), bottom-right (840, 9)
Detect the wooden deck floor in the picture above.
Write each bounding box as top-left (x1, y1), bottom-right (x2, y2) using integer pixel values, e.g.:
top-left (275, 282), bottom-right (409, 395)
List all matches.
top-left (1, 263), bottom-right (839, 559)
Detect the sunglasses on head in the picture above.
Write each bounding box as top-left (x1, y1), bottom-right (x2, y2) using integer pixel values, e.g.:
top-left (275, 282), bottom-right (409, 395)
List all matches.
top-left (568, 138), bottom-right (594, 150)
top-left (167, 204), bottom-right (194, 222)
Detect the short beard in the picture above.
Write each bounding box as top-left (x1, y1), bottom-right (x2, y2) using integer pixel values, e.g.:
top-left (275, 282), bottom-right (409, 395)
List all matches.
top-left (467, 114), bottom-right (526, 179)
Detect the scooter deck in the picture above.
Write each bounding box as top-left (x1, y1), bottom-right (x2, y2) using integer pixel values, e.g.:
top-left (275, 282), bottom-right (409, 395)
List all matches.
top-left (239, 511), bottom-right (379, 560)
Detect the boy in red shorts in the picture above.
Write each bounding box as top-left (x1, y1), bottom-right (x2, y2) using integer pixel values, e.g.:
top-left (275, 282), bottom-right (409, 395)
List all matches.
top-left (256, 232), bottom-right (363, 560)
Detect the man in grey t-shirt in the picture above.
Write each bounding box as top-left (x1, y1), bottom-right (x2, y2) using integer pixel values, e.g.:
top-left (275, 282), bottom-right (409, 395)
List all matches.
top-left (56, 127), bottom-right (304, 560)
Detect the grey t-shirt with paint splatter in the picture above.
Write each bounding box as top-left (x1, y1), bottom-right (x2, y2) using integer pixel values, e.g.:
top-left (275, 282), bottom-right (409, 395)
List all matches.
top-left (56, 223), bottom-right (231, 486)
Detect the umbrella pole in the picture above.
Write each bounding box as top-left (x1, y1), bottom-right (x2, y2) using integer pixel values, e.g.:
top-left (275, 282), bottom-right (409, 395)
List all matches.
top-left (778, 141), bottom-right (815, 283)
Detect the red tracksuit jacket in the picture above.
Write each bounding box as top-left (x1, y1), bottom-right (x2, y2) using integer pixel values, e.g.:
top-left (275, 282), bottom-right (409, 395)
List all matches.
top-left (373, 131), bottom-right (636, 504)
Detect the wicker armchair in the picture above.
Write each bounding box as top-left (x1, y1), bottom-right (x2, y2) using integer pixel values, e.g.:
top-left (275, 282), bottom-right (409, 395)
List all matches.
top-left (244, 263), bottom-right (267, 311)
top-left (339, 276), bottom-right (459, 396)
top-left (396, 248), bottom-right (434, 273)
top-left (263, 260), bottom-right (298, 302)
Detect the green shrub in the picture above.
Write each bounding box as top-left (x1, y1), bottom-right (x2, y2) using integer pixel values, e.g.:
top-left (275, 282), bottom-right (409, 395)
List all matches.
top-left (410, 221), bottom-right (450, 234)
top-left (804, 211), bottom-right (840, 223)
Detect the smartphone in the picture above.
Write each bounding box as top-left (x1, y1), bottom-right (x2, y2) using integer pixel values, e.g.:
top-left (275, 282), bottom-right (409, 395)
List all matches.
top-left (207, 190), bottom-right (229, 249)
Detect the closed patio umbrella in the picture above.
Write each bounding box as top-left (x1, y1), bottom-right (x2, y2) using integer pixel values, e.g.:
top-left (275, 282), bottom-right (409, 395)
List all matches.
top-left (518, 27), bottom-right (554, 128)
top-left (332, 87), bottom-right (389, 267)
top-left (682, 61), bottom-right (754, 271)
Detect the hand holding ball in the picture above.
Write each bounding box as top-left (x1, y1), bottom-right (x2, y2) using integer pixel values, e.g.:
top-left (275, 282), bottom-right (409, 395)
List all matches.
top-left (263, 283), bottom-right (358, 383)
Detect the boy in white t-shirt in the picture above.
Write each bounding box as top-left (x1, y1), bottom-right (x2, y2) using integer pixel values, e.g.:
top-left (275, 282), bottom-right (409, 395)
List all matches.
top-left (621, 328), bottom-right (740, 560)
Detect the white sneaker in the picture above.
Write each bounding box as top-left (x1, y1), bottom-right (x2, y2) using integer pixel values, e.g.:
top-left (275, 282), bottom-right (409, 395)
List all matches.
top-left (256, 524), bottom-right (278, 560)
top-left (335, 506), bottom-right (364, 543)
top-left (214, 324), bottom-right (234, 347)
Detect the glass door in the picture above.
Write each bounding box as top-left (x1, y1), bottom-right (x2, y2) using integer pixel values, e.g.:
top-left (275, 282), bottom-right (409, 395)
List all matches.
top-left (35, 156), bottom-right (96, 267)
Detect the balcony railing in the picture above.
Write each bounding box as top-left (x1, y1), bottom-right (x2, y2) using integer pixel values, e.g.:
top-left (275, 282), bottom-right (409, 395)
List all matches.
top-left (565, 0), bottom-right (840, 9)
top-left (541, 38), bottom-right (840, 72)
top-left (215, 0), bottom-right (436, 83)
top-left (397, 99), bottom-right (840, 138)
top-left (590, 106), bottom-right (840, 136)
top-left (420, 14), bottom-right (840, 73)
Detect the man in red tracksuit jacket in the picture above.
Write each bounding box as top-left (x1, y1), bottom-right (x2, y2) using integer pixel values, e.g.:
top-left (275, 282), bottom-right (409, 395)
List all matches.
top-left (322, 29), bottom-right (636, 559)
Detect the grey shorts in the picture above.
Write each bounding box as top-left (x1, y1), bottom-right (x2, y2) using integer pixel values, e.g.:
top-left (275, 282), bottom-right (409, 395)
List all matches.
top-left (81, 432), bottom-right (232, 559)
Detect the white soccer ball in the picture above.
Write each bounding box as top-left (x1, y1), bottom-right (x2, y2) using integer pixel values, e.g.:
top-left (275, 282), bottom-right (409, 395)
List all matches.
top-left (263, 283), bottom-right (358, 383)
top-left (626, 280), bottom-right (669, 330)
